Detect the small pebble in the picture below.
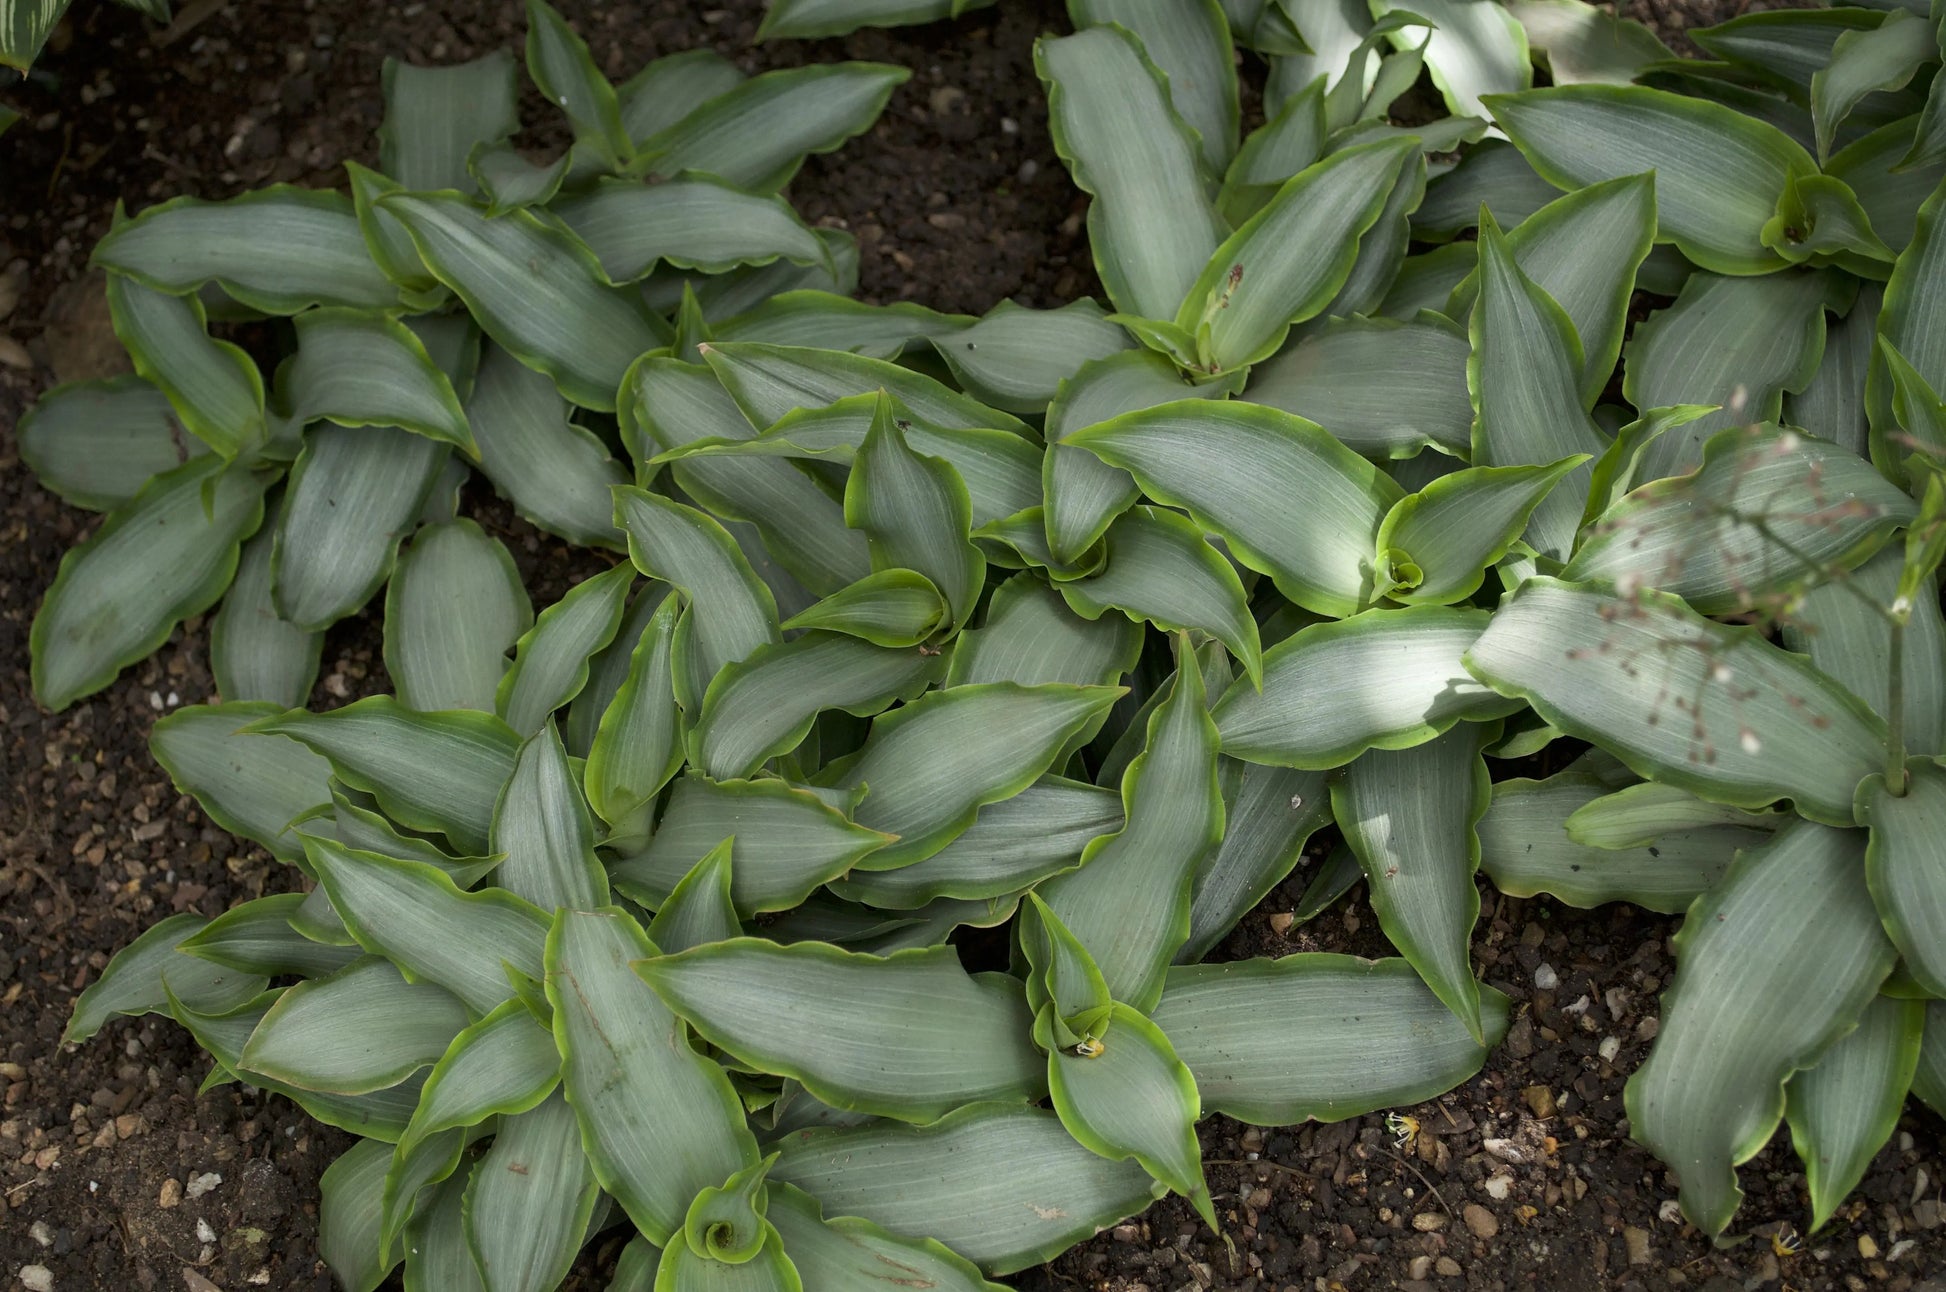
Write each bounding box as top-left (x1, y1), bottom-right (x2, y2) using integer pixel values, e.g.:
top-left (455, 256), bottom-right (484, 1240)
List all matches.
top-left (1598, 1036), bottom-right (1621, 1062)
top-left (20, 1268), bottom-right (54, 1292)
top-left (1533, 963), bottom-right (1559, 991)
top-left (1435, 1256), bottom-right (1462, 1276)
top-left (1268, 911), bottom-right (1294, 935)
top-left (1624, 1225), bottom-right (1653, 1265)
top-left (1858, 1234), bottom-right (1879, 1259)
top-left (1407, 1255), bottom-right (1434, 1280)
top-left (158, 1178), bottom-right (183, 1208)
top-left (185, 1171), bottom-right (223, 1199)
top-left (1411, 1211), bottom-right (1446, 1231)
top-left (28, 1221), bottom-right (52, 1247)
top-left (1483, 1174), bottom-right (1512, 1201)
top-left (1462, 1203), bottom-right (1499, 1239)
top-left (195, 1218), bottom-right (216, 1244)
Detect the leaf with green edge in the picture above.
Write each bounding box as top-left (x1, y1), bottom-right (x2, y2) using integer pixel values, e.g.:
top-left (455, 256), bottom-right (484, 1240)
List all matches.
top-left (1446, 173), bottom-right (1657, 405)
top-left (1625, 272), bottom-right (1844, 481)
top-left (64, 914), bottom-right (268, 1044)
top-left (1151, 953), bottom-right (1509, 1123)
top-left (464, 343), bottom-right (628, 551)
top-left (701, 340), bottom-right (1031, 436)
top-left (1464, 578), bottom-right (1888, 826)
top-left (1044, 1001), bottom-right (1213, 1227)
top-left (1762, 170), bottom-right (1899, 269)
top-left (1293, 841), bottom-right (1365, 924)
top-left (246, 698), bottom-right (520, 853)
top-left (1785, 993), bottom-right (1924, 1233)
top-left (396, 1001), bottom-right (559, 1161)
top-left (1688, 6), bottom-right (1883, 92)
top-left (1243, 313), bottom-right (1470, 460)
top-left (1219, 78), bottom-right (1326, 226)
top-left (166, 986), bottom-right (427, 1141)
top-left (946, 573), bottom-right (1142, 690)
top-left (1576, 404), bottom-right (1723, 529)
top-left (104, 272), bottom-right (265, 458)
top-left (1786, 546), bottom-right (1946, 756)
top-left (465, 140), bottom-right (572, 217)
top-left (1035, 25), bottom-right (1227, 325)
top-left (564, 584), bottom-right (668, 758)
top-left (645, 838), bottom-right (741, 954)
top-left (1881, 337), bottom-right (1946, 479)
top-left (1565, 423), bottom-right (1914, 615)
top-left (1506, 0), bottom-right (1672, 84)
top-left (179, 894), bottom-right (363, 978)
top-left (212, 501), bottom-right (323, 707)
top-left (1824, 117), bottom-right (1945, 259)
top-left (1039, 648), bottom-right (1223, 1012)
top-left (780, 570), bottom-right (946, 648)
top-left (618, 48), bottom-right (744, 141)
top-left (655, 1222), bottom-right (801, 1291)
top-left (640, 937), bottom-right (1043, 1122)
top-left (544, 907), bottom-right (759, 1243)
top-left (378, 1124), bottom-right (481, 1269)
top-left (844, 394), bottom-right (986, 630)
top-left (1174, 138), bottom-right (1416, 374)
top-left (1857, 759), bottom-right (1946, 1000)
top-left (692, 632), bottom-right (944, 781)
top-left (270, 426), bottom-right (448, 632)
top-left (32, 454), bottom-right (269, 712)
top-left (1068, 0), bottom-right (1239, 176)
top-left (93, 188), bottom-right (399, 313)
top-left (343, 163), bottom-right (444, 307)
top-left (636, 62), bottom-right (909, 192)
top-left (525, 0), bottom-right (631, 170)
top-left (606, 1235), bottom-right (658, 1292)
top-left (462, 1094), bottom-right (602, 1292)
top-left (1314, 141), bottom-right (1425, 323)
top-left (620, 358), bottom-right (869, 596)
top-left (1066, 400), bottom-right (1403, 616)
top-left (240, 956), bottom-right (469, 1095)
top-left (149, 702), bottom-right (334, 864)
top-left (771, 1102), bottom-right (1158, 1276)
top-left (765, 1182), bottom-right (1005, 1292)
top-left (490, 720), bottom-right (608, 911)
top-left (1627, 820), bottom-right (1896, 1235)
top-left (496, 564), bottom-right (634, 738)
top-left (1564, 781), bottom-right (1781, 849)
top-left (1332, 727), bottom-right (1490, 1041)
top-left (1478, 772), bottom-right (1759, 912)
top-left (822, 682), bottom-right (1124, 869)
top-left (18, 375), bottom-right (204, 511)
top-left (614, 487), bottom-right (783, 710)
top-left (319, 1137), bottom-right (398, 1292)
top-left (1867, 173), bottom-right (1946, 477)
top-left (1018, 892), bottom-right (1114, 1046)
top-left (1466, 211), bottom-right (1607, 562)
top-left (379, 50), bottom-right (519, 193)
top-left (385, 519), bottom-right (532, 713)
top-left (611, 773), bottom-right (893, 914)
top-left (1214, 606), bottom-right (1521, 769)
top-left (1376, 457), bottom-right (1587, 606)
top-left (710, 289), bottom-right (970, 360)
top-left (378, 192), bottom-right (667, 412)
top-left (1055, 508), bottom-right (1259, 688)
top-left (555, 175), bottom-right (830, 286)
top-left (299, 784), bottom-right (501, 887)
top-left (583, 595), bottom-right (684, 826)
top-left (1811, 9), bottom-right (1932, 164)
top-left (1262, 0), bottom-right (1371, 96)
top-left (1412, 138), bottom-right (1562, 241)
top-left (305, 837), bottom-right (550, 1013)
top-left (280, 308), bottom-right (473, 454)
top-left (1175, 762), bottom-right (1328, 962)
top-left (1378, 0), bottom-right (1531, 120)
top-left (1485, 83), bottom-right (1818, 274)
top-left (930, 298), bottom-right (1132, 415)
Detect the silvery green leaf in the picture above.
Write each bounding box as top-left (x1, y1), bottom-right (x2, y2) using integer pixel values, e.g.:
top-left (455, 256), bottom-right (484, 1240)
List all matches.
top-left (931, 298), bottom-right (1132, 415)
top-left (555, 175), bottom-right (832, 284)
top-left (1068, 0), bottom-right (1240, 173)
top-left (385, 520), bottom-right (532, 713)
top-left (465, 343), bottom-right (628, 550)
top-left (104, 273), bottom-right (265, 458)
top-left (211, 499), bottom-right (323, 708)
top-left (1626, 821), bottom-right (1895, 1235)
top-left (150, 702), bottom-right (334, 864)
top-left (32, 455), bottom-right (270, 711)
top-left (64, 914), bottom-right (269, 1044)
top-left (496, 564), bottom-right (635, 739)
top-left (94, 187), bottom-right (400, 313)
top-left (1244, 313), bottom-right (1472, 459)
top-left (17, 375), bottom-right (204, 511)
top-left (490, 720), bottom-right (609, 911)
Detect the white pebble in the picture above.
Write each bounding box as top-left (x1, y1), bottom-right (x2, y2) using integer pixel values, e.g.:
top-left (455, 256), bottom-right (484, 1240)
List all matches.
top-left (20, 1266), bottom-right (54, 1292)
top-left (29, 1221), bottom-right (53, 1246)
top-left (1658, 1199), bottom-right (1684, 1225)
top-left (1534, 963), bottom-right (1559, 991)
top-left (1483, 1174), bottom-right (1512, 1200)
top-left (1599, 1036), bottom-right (1621, 1062)
top-left (186, 1171), bottom-right (223, 1199)
top-left (196, 1219), bottom-right (216, 1243)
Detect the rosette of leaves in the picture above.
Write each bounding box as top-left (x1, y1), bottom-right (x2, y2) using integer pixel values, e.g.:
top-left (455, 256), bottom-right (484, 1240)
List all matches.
top-left (40, 0), bottom-right (1946, 1284)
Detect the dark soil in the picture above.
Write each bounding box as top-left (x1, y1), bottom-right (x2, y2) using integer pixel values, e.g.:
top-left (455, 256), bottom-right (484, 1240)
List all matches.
top-left (1, 2), bottom-right (1941, 1290)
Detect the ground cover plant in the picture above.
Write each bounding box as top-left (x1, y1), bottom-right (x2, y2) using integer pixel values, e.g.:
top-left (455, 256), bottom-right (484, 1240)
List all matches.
top-left (21, 0), bottom-right (1946, 1285)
